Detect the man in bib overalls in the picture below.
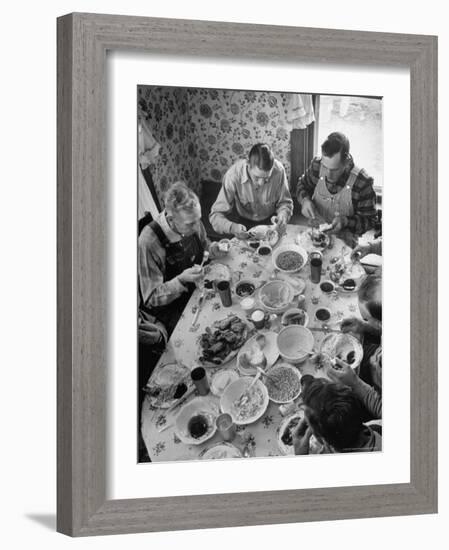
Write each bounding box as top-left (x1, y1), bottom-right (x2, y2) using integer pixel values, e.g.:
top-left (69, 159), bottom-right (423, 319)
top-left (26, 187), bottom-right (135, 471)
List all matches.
top-left (209, 143), bottom-right (293, 239)
top-left (296, 132), bottom-right (377, 236)
top-left (138, 182), bottom-right (227, 382)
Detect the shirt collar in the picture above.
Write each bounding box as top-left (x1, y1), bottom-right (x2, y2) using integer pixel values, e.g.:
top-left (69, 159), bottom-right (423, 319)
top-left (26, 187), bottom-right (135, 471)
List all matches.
top-left (156, 210), bottom-right (182, 243)
top-left (242, 161), bottom-right (273, 186)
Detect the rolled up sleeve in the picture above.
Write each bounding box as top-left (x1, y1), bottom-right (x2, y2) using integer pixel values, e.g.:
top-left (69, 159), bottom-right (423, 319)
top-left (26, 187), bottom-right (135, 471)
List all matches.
top-left (138, 233), bottom-right (187, 308)
top-left (275, 165), bottom-right (293, 221)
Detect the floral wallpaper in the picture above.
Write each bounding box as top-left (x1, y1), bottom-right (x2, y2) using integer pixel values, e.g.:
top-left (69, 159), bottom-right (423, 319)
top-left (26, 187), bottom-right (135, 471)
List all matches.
top-left (187, 88), bottom-right (292, 185)
top-left (138, 86), bottom-right (295, 206)
top-left (138, 86), bottom-right (201, 205)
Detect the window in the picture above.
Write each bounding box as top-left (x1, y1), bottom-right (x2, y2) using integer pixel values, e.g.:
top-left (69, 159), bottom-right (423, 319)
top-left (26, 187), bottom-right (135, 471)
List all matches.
top-left (316, 95), bottom-right (383, 192)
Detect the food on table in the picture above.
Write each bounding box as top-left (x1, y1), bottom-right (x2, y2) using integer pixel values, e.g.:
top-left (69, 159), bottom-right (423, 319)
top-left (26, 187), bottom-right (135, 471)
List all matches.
top-left (315, 308), bottom-right (331, 321)
top-left (276, 250), bottom-right (304, 271)
top-left (283, 309), bottom-right (307, 326)
top-left (281, 416), bottom-right (302, 446)
top-left (342, 278), bottom-right (356, 291)
top-left (258, 245), bottom-right (272, 256)
top-left (188, 414), bottom-right (209, 439)
top-left (277, 325), bottom-right (315, 365)
top-left (320, 281), bottom-right (335, 293)
top-left (239, 341), bottom-right (267, 371)
top-left (232, 384), bottom-right (266, 423)
top-left (259, 280), bottom-right (292, 310)
top-left (310, 228), bottom-right (330, 248)
top-left (175, 397), bottom-right (218, 444)
top-left (218, 239), bottom-right (231, 253)
top-left (221, 377), bottom-right (269, 424)
top-left (202, 263), bottom-right (231, 288)
top-left (265, 364), bottom-right (301, 403)
top-left (146, 362), bottom-right (190, 408)
top-left (200, 443), bottom-right (242, 460)
top-left (235, 281), bottom-right (256, 297)
top-left (320, 333), bottom-right (363, 370)
top-left (211, 369), bottom-right (239, 396)
top-left (199, 315), bottom-right (248, 365)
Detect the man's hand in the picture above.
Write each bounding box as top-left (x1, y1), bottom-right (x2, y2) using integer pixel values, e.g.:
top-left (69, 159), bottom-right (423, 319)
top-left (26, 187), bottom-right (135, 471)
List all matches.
top-left (340, 317), bottom-right (368, 335)
top-left (351, 243), bottom-right (372, 261)
top-left (292, 418), bottom-right (312, 455)
top-left (327, 357), bottom-right (358, 387)
top-left (328, 214), bottom-right (348, 234)
top-left (178, 265), bottom-right (203, 285)
top-left (274, 212), bottom-right (288, 232)
top-left (231, 224), bottom-right (249, 239)
top-left (301, 198), bottom-right (316, 220)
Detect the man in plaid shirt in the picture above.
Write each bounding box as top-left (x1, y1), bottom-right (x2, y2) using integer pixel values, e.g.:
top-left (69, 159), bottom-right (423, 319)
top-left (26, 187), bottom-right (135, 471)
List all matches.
top-left (296, 132), bottom-right (377, 235)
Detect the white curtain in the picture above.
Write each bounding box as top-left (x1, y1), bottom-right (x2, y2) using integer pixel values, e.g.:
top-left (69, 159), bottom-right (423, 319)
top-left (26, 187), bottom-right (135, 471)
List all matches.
top-left (138, 106), bottom-right (161, 218)
top-left (286, 93), bottom-right (315, 129)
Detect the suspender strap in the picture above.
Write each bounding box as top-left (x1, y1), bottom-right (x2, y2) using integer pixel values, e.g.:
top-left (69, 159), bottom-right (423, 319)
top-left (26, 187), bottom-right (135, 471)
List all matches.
top-left (149, 219), bottom-right (170, 248)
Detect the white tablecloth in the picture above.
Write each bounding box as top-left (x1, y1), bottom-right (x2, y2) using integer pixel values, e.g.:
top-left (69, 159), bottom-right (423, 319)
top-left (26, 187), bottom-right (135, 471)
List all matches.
top-left (141, 225), bottom-right (363, 461)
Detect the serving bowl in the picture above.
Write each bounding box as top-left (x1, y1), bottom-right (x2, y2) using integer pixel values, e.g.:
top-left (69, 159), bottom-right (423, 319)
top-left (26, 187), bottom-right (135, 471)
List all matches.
top-left (175, 397), bottom-right (219, 445)
top-left (277, 325), bottom-right (315, 365)
top-left (272, 244), bottom-right (308, 274)
top-left (258, 279), bottom-right (294, 314)
top-left (220, 377), bottom-right (269, 425)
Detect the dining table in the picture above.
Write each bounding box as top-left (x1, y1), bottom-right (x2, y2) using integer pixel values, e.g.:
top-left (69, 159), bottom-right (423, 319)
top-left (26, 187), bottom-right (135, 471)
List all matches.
top-left (141, 224), bottom-right (367, 462)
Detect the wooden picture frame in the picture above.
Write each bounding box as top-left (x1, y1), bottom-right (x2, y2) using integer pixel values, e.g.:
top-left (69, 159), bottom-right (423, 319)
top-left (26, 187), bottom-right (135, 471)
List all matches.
top-left (57, 12), bottom-right (438, 536)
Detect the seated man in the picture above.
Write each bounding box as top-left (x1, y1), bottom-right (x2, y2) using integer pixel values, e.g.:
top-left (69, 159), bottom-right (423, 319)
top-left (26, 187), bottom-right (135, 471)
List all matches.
top-left (293, 376), bottom-right (382, 455)
top-left (209, 143), bottom-right (293, 238)
top-left (297, 132), bottom-right (377, 235)
top-left (138, 181), bottom-right (226, 340)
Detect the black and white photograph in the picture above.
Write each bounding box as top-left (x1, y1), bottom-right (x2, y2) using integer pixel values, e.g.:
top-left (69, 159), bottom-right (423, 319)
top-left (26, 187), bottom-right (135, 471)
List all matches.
top-left (137, 85), bottom-right (383, 463)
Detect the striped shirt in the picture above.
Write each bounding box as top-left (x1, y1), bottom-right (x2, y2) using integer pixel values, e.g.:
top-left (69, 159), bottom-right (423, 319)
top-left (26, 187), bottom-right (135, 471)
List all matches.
top-left (209, 158), bottom-right (293, 234)
top-left (297, 156), bottom-right (377, 234)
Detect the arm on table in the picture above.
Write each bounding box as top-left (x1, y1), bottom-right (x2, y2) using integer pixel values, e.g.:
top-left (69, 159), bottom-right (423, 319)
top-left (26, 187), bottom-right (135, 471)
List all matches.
top-left (209, 170), bottom-right (240, 235)
top-left (275, 164), bottom-right (293, 224)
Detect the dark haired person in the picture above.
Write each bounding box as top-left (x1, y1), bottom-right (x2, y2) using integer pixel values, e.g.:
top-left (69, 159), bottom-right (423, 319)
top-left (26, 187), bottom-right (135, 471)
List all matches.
top-left (292, 376), bottom-right (382, 455)
top-left (209, 143), bottom-right (293, 238)
top-left (296, 132), bottom-right (377, 235)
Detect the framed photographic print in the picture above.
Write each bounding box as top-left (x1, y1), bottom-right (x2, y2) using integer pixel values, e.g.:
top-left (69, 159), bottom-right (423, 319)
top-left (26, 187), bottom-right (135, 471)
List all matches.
top-left (57, 13), bottom-right (438, 536)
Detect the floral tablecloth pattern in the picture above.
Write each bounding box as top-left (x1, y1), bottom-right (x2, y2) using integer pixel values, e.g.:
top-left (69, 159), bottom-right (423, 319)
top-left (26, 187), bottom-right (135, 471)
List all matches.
top-left (141, 225), bottom-right (364, 461)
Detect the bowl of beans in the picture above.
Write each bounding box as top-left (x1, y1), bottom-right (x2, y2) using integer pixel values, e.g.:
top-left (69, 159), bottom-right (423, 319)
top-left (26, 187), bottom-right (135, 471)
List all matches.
top-left (272, 244), bottom-right (308, 274)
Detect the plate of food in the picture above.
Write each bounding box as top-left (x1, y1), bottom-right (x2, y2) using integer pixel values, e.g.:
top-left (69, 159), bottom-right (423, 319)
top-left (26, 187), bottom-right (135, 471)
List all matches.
top-left (281, 308), bottom-right (309, 327)
top-left (145, 362), bottom-right (191, 409)
top-left (248, 225), bottom-right (279, 247)
top-left (272, 244), bottom-right (308, 273)
top-left (220, 377), bottom-right (269, 425)
top-left (199, 315), bottom-right (249, 367)
top-left (210, 369), bottom-right (240, 396)
top-left (277, 410), bottom-right (305, 455)
top-left (319, 332), bottom-right (364, 370)
top-left (199, 442), bottom-right (243, 460)
top-left (235, 279), bottom-right (258, 299)
top-left (308, 227), bottom-right (331, 249)
top-left (265, 363), bottom-right (302, 404)
top-left (175, 397), bottom-right (219, 445)
top-left (237, 331), bottom-right (279, 375)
